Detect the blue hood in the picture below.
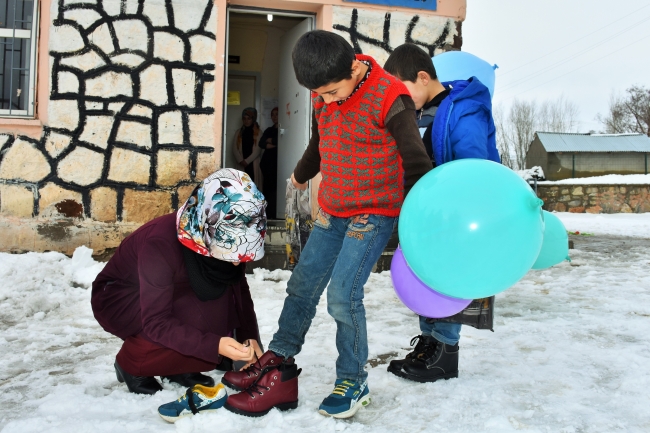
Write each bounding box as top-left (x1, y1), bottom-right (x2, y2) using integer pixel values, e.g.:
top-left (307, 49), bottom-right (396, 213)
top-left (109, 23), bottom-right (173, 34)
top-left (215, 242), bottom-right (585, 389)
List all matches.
top-left (432, 77), bottom-right (500, 166)
top-left (443, 77), bottom-right (493, 109)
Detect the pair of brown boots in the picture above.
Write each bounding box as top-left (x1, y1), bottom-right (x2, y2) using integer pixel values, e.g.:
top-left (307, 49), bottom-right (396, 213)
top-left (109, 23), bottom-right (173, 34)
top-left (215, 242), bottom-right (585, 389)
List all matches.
top-left (221, 351), bottom-right (301, 417)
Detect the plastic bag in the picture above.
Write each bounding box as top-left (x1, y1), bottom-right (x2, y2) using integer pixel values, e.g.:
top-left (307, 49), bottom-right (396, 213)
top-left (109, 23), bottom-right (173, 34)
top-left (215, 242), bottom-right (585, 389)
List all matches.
top-left (284, 179), bottom-right (312, 270)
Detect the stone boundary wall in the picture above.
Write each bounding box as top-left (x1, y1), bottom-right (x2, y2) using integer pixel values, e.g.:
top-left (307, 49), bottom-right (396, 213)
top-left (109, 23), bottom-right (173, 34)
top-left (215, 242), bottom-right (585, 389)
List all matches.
top-left (537, 184), bottom-right (650, 213)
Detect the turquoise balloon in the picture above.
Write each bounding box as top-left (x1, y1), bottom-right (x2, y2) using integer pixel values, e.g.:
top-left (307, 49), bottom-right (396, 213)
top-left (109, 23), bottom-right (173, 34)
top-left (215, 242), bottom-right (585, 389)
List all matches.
top-left (399, 159), bottom-right (544, 299)
top-left (432, 51), bottom-right (497, 98)
top-left (532, 211), bottom-right (570, 269)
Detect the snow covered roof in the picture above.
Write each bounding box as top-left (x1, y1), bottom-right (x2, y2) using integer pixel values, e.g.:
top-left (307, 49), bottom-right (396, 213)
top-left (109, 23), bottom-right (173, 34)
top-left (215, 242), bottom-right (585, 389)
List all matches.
top-left (536, 132), bottom-right (650, 153)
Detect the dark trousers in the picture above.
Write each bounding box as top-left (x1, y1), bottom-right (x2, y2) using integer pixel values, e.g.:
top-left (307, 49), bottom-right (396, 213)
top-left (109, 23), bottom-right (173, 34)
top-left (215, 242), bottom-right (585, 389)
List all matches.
top-left (116, 334), bottom-right (216, 377)
top-left (260, 155), bottom-right (277, 218)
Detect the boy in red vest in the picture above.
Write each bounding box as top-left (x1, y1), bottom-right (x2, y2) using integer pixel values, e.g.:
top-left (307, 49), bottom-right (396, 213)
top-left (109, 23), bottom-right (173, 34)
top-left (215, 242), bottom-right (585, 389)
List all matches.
top-left (222, 30), bottom-right (431, 419)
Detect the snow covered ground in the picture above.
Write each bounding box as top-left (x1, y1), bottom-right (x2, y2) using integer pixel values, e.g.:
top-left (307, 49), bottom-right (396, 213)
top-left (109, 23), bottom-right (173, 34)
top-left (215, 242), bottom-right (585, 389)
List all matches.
top-left (538, 174), bottom-right (650, 185)
top-left (1, 213), bottom-right (649, 433)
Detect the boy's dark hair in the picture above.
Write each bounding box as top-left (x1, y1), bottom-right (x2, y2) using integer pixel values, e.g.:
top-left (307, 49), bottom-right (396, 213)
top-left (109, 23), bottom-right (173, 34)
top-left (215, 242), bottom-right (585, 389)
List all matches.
top-left (292, 30), bottom-right (356, 89)
top-left (384, 43), bottom-right (437, 82)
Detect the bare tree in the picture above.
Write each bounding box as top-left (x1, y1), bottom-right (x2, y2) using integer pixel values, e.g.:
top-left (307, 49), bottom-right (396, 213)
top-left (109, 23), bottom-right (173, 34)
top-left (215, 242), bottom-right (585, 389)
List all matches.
top-left (597, 93), bottom-right (628, 133)
top-left (537, 95), bottom-right (580, 133)
top-left (495, 95), bottom-right (581, 170)
top-left (598, 85), bottom-right (650, 136)
top-left (493, 105), bottom-right (514, 169)
top-left (505, 99), bottom-right (537, 170)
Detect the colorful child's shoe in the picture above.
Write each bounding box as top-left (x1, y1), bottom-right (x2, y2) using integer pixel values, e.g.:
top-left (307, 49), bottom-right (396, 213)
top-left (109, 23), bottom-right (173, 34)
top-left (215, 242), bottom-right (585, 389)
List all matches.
top-left (158, 383), bottom-right (227, 423)
top-left (318, 379), bottom-right (371, 419)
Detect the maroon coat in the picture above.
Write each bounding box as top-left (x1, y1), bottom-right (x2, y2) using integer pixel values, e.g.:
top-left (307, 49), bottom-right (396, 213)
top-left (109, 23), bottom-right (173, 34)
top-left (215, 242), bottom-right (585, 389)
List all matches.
top-left (91, 213), bottom-right (259, 364)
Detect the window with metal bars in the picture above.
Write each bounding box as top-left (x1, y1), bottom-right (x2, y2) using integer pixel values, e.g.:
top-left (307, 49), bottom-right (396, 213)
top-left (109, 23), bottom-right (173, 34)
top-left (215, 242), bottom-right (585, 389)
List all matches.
top-left (0, 0), bottom-right (38, 117)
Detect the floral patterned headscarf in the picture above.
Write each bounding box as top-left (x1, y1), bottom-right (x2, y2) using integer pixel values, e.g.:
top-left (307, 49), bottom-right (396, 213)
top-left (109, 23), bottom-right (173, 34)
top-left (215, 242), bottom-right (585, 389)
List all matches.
top-left (177, 169), bottom-right (267, 262)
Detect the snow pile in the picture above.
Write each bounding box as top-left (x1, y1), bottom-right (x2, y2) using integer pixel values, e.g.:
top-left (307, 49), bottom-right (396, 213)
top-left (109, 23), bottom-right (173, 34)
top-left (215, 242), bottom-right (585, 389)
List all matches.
top-left (538, 173), bottom-right (650, 185)
top-left (1, 215), bottom-right (649, 432)
top-left (516, 166), bottom-right (545, 180)
top-left (0, 249), bottom-right (104, 327)
top-left (556, 212), bottom-right (650, 238)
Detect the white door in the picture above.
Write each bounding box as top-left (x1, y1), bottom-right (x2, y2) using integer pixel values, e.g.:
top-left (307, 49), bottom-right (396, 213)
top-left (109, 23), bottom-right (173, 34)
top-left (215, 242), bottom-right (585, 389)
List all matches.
top-left (276, 18), bottom-right (312, 219)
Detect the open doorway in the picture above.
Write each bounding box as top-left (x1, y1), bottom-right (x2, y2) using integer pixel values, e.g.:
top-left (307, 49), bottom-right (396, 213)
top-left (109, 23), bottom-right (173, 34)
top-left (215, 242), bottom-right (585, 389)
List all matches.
top-left (224, 9), bottom-right (314, 220)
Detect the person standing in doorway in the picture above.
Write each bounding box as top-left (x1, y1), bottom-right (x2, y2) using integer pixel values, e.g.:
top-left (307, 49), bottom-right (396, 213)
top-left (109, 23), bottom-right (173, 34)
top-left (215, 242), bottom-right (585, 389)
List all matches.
top-left (258, 107), bottom-right (279, 218)
top-left (233, 107), bottom-right (262, 185)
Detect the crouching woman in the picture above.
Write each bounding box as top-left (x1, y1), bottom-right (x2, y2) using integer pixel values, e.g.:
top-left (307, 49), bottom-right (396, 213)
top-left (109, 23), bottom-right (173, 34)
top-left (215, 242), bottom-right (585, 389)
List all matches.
top-left (91, 169), bottom-right (266, 394)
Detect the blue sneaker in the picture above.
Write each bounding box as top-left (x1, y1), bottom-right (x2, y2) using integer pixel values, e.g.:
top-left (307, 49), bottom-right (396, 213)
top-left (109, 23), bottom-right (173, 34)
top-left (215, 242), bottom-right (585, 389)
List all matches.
top-left (318, 379), bottom-right (371, 419)
top-left (158, 383), bottom-right (227, 423)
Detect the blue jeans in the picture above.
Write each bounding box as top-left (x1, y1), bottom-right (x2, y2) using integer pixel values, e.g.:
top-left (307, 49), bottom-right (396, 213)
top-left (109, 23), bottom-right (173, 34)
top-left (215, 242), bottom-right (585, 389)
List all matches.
top-left (419, 317), bottom-right (461, 345)
top-left (269, 211), bottom-right (397, 383)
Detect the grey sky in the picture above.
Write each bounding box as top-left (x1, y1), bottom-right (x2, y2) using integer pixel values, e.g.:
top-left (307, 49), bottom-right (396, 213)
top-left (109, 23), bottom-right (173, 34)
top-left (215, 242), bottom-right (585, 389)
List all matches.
top-left (462, 0), bottom-right (650, 133)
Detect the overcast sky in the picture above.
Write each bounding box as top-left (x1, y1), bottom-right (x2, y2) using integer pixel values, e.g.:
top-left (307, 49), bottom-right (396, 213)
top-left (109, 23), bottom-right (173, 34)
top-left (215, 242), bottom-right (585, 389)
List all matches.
top-left (462, 0), bottom-right (650, 133)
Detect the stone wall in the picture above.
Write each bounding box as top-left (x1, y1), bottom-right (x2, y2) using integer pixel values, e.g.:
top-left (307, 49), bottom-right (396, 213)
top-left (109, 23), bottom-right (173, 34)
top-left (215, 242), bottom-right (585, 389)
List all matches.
top-left (333, 6), bottom-right (460, 66)
top-left (0, 0), bottom-right (217, 255)
top-left (538, 184), bottom-right (650, 213)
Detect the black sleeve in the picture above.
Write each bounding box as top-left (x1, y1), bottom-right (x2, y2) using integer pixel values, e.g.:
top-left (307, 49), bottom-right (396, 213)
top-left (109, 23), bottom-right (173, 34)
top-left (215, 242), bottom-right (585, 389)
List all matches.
top-left (258, 128), bottom-right (270, 149)
top-left (292, 111), bottom-right (321, 184)
top-left (386, 95), bottom-right (433, 196)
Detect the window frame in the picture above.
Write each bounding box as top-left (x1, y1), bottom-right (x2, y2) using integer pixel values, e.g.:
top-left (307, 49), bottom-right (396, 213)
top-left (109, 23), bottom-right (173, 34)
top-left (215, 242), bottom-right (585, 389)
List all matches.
top-left (0, 0), bottom-right (40, 118)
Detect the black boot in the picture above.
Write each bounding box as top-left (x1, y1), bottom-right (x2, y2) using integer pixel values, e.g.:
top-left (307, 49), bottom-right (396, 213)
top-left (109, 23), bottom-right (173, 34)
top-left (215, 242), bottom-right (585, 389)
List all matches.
top-left (400, 339), bottom-right (459, 383)
top-left (114, 361), bottom-right (163, 395)
top-left (162, 372), bottom-right (215, 387)
top-left (387, 335), bottom-right (437, 378)
top-left (216, 356), bottom-right (233, 372)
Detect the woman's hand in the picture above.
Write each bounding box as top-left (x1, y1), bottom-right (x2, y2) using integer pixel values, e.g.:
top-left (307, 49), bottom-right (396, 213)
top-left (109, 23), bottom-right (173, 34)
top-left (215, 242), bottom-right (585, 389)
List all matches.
top-left (239, 339), bottom-right (264, 370)
top-left (239, 160), bottom-right (248, 168)
top-left (218, 337), bottom-right (256, 363)
top-left (291, 173), bottom-right (307, 191)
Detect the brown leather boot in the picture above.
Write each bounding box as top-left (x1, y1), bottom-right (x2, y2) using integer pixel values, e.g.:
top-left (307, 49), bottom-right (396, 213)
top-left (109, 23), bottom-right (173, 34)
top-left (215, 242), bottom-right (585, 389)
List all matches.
top-left (224, 360), bottom-right (301, 417)
top-left (221, 351), bottom-right (287, 391)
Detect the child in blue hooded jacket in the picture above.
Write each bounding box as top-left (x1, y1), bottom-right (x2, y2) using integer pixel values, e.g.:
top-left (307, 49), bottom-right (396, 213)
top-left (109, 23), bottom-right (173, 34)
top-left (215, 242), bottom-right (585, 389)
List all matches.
top-left (384, 43), bottom-right (500, 383)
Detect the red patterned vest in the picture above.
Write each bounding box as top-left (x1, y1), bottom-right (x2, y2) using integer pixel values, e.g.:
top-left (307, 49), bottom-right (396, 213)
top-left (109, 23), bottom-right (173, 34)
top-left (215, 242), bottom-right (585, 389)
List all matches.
top-left (313, 54), bottom-right (410, 218)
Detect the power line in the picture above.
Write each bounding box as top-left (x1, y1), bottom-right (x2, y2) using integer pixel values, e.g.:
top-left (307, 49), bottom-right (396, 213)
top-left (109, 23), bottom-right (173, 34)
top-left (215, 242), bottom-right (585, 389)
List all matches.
top-left (498, 32), bottom-right (650, 102)
top-left (499, 3), bottom-right (650, 77)
top-left (499, 14), bottom-right (650, 93)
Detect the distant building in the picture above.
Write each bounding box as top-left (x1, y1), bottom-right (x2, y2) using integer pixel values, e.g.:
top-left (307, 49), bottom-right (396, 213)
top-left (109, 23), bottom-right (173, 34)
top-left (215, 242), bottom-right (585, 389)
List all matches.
top-left (526, 132), bottom-right (650, 181)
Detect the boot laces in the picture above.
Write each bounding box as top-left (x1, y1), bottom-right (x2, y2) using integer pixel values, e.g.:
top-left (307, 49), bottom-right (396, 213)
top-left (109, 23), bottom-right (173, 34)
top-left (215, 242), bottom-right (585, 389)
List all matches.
top-left (241, 361), bottom-right (263, 378)
top-left (332, 380), bottom-right (356, 396)
top-left (241, 340), bottom-right (262, 378)
top-left (244, 365), bottom-right (273, 398)
top-left (244, 359), bottom-right (290, 398)
top-left (414, 338), bottom-right (441, 362)
top-left (408, 335), bottom-right (433, 359)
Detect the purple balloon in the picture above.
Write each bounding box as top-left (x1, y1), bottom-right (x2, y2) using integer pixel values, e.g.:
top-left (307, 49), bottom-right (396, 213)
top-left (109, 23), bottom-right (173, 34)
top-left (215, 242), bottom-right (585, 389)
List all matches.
top-left (391, 247), bottom-right (472, 318)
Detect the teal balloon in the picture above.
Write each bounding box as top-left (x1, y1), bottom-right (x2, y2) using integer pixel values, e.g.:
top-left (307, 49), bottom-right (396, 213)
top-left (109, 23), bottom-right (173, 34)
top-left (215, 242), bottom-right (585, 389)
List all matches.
top-left (432, 51), bottom-right (497, 98)
top-left (399, 159), bottom-right (544, 299)
top-left (532, 211), bottom-right (570, 269)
